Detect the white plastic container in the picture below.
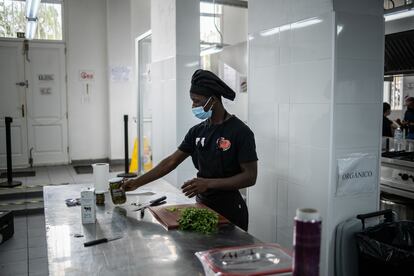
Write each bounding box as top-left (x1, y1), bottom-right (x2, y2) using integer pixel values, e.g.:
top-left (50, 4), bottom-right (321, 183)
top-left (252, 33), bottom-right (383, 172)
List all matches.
top-left (81, 187), bottom-right (96, 224)
top-left (195, 243), bottom-right (292, 276)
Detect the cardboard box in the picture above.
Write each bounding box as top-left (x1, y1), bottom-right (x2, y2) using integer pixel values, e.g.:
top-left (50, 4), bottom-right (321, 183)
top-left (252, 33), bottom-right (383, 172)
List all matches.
top-left (81, 188), bottom-right (96, 224)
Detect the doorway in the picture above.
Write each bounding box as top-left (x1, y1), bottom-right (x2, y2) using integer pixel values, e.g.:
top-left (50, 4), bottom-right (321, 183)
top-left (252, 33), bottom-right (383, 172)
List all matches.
top-left (135, 31), bottom-right (153, 173)
top-left (0, 40), bottom-right (68, 168)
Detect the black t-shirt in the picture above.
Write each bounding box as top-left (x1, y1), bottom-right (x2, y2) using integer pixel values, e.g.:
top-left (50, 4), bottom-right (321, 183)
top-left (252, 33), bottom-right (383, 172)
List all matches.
top-left (382, 116), bottom-right (393, 137)
top-left (178, 115), bottom-right (258, 180)
top-left (178, 115), bottom-right (258, 230)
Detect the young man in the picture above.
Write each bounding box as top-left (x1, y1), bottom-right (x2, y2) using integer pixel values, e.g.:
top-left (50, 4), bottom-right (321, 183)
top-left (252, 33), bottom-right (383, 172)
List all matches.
top-left (122, 69), bottom-right (258, 231)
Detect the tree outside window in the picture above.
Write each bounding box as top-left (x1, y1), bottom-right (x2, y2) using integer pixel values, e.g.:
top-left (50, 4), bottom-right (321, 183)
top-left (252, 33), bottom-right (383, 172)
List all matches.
top-left (0, 0), bottom-right (62, 40)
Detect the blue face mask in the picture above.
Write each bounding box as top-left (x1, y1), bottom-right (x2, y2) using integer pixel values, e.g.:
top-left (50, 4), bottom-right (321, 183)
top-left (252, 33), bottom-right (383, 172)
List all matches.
top-left (192, 97), bottom-right (213, 120)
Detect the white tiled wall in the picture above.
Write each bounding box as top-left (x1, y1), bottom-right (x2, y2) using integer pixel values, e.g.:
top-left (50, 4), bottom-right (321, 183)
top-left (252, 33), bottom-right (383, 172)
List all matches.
top-left (248, 0), bottom-right (383, 275)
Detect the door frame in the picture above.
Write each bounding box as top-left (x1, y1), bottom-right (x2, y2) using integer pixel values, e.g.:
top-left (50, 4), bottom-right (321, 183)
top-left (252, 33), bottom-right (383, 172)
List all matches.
top-left (135, 30), bottom-right (152, 174)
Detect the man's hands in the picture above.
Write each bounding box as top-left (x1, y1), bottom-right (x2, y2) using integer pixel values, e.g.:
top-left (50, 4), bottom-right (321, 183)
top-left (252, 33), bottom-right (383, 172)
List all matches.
top-left (181, 177), bottom-right (210, 198)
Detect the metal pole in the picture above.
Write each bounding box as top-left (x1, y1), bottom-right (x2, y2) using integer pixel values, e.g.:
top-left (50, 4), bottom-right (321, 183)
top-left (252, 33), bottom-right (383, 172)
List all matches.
top-left (0, 117), bottom-right (22, 187)
top-left (117, 115), bottom-right (137, 178)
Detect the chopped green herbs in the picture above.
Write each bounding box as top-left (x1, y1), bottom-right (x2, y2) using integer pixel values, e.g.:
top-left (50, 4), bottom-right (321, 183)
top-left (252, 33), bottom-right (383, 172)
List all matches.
top-left (177, 207), bottom-right (219, 234)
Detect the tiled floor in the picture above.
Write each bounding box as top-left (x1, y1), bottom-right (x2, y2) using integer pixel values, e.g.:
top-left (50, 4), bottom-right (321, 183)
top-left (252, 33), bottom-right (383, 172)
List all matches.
top-left (0, 214), bottom-right (48, 276)
top-left (0, 165), bottom-right (124, 276)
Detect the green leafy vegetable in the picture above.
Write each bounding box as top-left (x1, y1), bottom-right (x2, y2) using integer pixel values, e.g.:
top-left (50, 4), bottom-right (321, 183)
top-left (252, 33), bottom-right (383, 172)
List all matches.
top-left (177, 207), bottom-right (219, 234)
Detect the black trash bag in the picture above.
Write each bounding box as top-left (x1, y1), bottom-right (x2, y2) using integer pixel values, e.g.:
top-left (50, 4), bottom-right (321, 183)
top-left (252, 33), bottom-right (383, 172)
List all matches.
top-left (356, 221), bottom-right (414, 276)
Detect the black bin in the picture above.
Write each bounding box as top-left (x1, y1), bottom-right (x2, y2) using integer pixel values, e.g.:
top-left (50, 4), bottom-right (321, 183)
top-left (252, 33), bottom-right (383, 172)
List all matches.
top-left (0, 210), bottom-right (14, 245)
top-left (355, 209), bottom-right (414, 276)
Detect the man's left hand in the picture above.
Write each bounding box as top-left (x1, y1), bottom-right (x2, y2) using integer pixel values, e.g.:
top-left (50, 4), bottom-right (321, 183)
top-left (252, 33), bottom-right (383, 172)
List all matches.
top-left (181, 178), bottom-right (210, 198)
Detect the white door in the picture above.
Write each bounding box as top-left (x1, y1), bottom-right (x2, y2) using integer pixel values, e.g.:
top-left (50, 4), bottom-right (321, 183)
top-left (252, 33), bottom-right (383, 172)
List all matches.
top-left (25, 42), bottom-right (68, 165)
top-left (0, 41), bottom-right (29, 168)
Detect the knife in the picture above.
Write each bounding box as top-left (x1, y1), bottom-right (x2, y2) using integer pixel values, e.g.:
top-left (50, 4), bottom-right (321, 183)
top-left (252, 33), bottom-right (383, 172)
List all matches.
top-left (133, 196), bottom-right (167, 212)
top-left (84, 236), bottom-right (122, 247)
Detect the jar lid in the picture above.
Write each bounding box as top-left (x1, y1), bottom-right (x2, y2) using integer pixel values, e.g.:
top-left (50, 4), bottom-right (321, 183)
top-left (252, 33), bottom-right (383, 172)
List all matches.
top-left (295, 208), bottom-right (320, 222)
top-left (108, 177), bottom-right (123, 183)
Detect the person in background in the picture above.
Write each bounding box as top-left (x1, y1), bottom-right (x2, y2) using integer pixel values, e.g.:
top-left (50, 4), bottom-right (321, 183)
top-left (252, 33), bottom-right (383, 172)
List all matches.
top-left (121, 69), bottom-right (258, 231)
top-left (383, 102), bottom-right (397, 137)
top-left (397, 97), bottom-right (414, 139)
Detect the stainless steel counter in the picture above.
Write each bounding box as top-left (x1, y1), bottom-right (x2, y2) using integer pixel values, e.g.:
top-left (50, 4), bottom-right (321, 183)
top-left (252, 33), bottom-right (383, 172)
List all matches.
top-left (43, 180), bottom-right (262, 275)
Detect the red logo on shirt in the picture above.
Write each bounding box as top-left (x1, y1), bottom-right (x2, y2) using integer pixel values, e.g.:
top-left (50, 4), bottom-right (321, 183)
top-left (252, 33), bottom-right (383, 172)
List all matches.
top-left (217, 137), bottom-right (231, 151)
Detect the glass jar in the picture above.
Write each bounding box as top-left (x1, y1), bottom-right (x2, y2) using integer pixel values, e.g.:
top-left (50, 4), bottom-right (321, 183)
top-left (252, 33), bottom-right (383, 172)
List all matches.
top-left (108, 177), bottom-right (127, 205)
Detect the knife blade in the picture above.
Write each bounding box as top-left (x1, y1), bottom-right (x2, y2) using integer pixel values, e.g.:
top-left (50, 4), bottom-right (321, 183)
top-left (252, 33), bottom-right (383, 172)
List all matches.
top-left (84, 236), bottom-right (122, 247)
top-left (133, 196), bottom-right (167, 212)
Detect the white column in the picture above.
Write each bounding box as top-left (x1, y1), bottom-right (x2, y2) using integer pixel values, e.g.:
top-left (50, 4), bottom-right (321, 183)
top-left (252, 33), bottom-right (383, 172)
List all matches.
top-left (248, 0), bottom-right (383, 274)
top-left (107, 0), bottom-right (136, 160)
top-left (151, 0), bottom-right (199, 187)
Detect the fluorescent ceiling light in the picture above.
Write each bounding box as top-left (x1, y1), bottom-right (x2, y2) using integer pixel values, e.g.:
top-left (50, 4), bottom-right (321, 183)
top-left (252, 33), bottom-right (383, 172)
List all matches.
top-left (385, 9), bottom-right (414, 22)
top-left (26, 19), bottom-right (37, 39)
top-left (260, 27), bottom-right (280, 37)
top-left (259, 18), bottom-right (322, 37)
top-left (291, 18), bottom-right (323, 29)
top-left (26, 0), bottom-right (41, 19)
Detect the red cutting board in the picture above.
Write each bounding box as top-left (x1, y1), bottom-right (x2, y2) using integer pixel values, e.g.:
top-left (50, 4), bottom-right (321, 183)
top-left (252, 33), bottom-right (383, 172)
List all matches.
top-left (149, 203), bottom-right (230, 230)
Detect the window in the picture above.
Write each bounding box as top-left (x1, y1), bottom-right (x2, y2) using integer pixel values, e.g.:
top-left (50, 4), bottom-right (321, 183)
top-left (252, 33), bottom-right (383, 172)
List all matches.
top-left (200, 2), bottom-right (222, 49)
top-left (384, 76), bottom-right (403, 111)
top-left (0, 0), bottom-right (62, 40)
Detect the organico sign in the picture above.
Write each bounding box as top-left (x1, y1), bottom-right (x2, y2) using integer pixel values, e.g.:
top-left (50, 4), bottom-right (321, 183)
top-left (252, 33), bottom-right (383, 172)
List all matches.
top-left (341, 170), bottom-right (373, 181)
top-left (337, 154), bottom-right (377, 196)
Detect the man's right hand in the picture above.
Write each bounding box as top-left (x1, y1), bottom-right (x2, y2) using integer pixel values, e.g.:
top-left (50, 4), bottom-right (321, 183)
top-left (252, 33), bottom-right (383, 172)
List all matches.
top-left (121, 178), bottom-right (139, 192)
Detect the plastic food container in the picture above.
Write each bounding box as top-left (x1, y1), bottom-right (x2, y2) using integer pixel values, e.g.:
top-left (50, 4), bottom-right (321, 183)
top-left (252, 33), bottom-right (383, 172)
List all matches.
top-left (195, 243), bottom-right (292, 276)
top-left (108, 177), bottom-right (127, 205)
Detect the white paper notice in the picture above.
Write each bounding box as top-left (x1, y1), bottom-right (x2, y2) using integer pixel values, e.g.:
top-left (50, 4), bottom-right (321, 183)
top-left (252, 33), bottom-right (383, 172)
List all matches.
top-left (110, 66), bottom-right (132, 82)
top-left (336, 154), bottom-right (377, 197)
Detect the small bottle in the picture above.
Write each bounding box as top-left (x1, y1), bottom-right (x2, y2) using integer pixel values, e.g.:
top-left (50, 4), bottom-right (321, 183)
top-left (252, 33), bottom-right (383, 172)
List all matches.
top-left (109, 177), bottom-right (127, 205)
top-left (292, 208), bottom-right (322, 276)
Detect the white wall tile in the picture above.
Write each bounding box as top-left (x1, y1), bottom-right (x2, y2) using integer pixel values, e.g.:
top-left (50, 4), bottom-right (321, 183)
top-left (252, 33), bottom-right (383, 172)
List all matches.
top-left (248, 169), bottom-right (277, 242)
top-left (333, 0), bottom-right (383, 16)
top-left (287, 182), bottom-right (328, 225)
top-left (277, 142), bottom-right (289, 180)
top-left (290, 13), bottom-right (333, 63)
top-left (249, 66), bottom-right (277, 103)
top-left (249, 101), bottom-right (277, 141)
top-left (256, 137), bottom-right (277, 171)
top-left (275, 65), bottom-right (290, 103)
top-left (290, 59), bottom-right (332, 103)
top-left (335, 58), bottom-right (383, 104)
top-left (163, 57), bottom-right (176, 81)
top-left (288, 145), bottom-right (330, 190)
top-left (280, 27), bottom-right (291, 65)
top-left (334, 103), bottom-right (382, 149)
top-left (249, 34), bottom-right (279, 68)
top-left (248, 0), bottom-right (289, 34)
top-left (276, 179), bottom-right (289, 223)
top-left (288, 0), bottom-right (332, 25)
top-left (289, 104), bottom-right (331, 148)
top-left (276, 225), bottom-right (293, 249)
top-left (278, 104), bottom-right (290, 143)
top-left (336, 12), bottom-right (384, 61)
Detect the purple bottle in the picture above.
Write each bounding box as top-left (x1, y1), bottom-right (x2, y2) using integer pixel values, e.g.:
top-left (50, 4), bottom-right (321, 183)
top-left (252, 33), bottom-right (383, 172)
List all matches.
top-left (292, 208), bottom-right (322, 276)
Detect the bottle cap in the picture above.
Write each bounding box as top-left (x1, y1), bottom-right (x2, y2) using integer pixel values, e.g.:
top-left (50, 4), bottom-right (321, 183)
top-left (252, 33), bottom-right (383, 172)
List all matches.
top-left (295, 208), bottom-right (320, 221)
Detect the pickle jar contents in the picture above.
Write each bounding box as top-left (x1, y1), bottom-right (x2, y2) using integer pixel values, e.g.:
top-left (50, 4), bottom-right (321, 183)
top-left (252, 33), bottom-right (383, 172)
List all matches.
top-left (95, 192), bottom-right (105, 205)
top-left (109, 177), bottom-right (127, 205)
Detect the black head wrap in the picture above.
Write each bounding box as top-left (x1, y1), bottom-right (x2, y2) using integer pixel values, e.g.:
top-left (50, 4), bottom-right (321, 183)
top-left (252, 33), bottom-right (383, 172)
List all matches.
top-left (190, 69), bottom-right (236, 101)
